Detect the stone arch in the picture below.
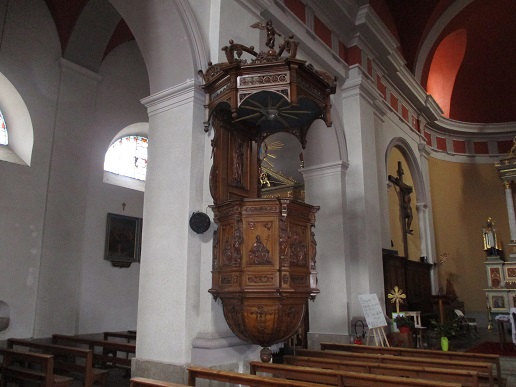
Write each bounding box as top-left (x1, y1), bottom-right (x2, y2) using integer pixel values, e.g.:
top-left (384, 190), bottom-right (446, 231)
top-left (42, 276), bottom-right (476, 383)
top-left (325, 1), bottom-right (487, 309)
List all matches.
top-left (110, 0), bottom-right (208, 94)
top-left (304, 115), bottom-right (347, 168)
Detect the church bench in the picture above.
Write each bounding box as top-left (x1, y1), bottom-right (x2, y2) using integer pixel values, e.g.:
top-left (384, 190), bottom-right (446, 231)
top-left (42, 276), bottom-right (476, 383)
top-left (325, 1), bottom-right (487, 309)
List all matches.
top-left (52, 333), bottom-right (136, 370)
top-left (7, 338), bottom-right (109, 386)
top-left (103, 330), bottom-right (136, 342)
top-left (187, 365), bottom-right (329, 386)
top-left (320, 342), bottom-right (503, 385)
top-left (130, 377), bottom-right (188, 386)
top-left (283, 355), bottom-right (480, 387)
top-left (250, 360), bottom-right (464, 387)
top-left (0, 348), bottom-right (74, 386)
top-left (295, 348), bottom-right (495, 387)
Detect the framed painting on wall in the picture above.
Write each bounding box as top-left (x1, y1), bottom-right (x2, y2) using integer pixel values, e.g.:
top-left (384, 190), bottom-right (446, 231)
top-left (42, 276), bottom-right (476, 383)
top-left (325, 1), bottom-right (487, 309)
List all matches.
top-left (489, 293), bottom-right (508, 312)
top-left (104, 213), bottom-right (142, 268)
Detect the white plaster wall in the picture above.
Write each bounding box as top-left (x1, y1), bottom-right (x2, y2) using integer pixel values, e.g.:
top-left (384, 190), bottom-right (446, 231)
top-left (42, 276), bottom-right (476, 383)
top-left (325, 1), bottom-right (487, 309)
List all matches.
top-left (0, 0), bottom-right (149, 339)
top-left (0, 0), bottom-right (61, 340)
top-left (76, 41), bottom-right (148, 334)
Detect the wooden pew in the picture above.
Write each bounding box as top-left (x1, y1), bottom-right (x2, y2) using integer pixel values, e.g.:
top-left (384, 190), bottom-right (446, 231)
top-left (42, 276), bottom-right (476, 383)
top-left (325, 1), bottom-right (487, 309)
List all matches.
top-left (0, 348), bottom-right (74, 386)
top-left (103, 330), bottom-right (136, 342)
top-left (52, 333), bottom-right (136, 370)
top-left (250, 361), bottom-right (464, 387)
top-left (296, 348), bottom-right (495, 387)
top-left (187, 365), bottom-right (329, 387)
top-left (7, 338), bottom-right (109, 386)
top-left (321, 342), bottom-right (503, 385)
top-left (130, 377), bottom-right (188, 386)
top-left (283, 355), bottom-right (480, 387)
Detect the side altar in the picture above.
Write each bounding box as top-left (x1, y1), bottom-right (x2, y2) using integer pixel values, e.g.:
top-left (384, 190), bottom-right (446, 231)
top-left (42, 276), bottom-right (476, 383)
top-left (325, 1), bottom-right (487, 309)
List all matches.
top-left (485, 138), bottom-right (516, 316)
top-left (484, 254), bottom-right (516, 314)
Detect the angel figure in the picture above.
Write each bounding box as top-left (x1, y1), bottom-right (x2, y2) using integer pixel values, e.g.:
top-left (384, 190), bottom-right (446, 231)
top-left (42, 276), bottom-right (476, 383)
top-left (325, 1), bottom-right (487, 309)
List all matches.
top-left (251, 19), bottom-right (281, 49)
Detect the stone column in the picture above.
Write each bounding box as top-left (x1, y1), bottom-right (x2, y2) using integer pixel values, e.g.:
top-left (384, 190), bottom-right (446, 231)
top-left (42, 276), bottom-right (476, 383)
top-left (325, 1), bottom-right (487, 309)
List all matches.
top-left (416, 203), bottom-right (428, 260)
top-left (135, 80), bottom-right (206, 376)
top-left (418, 141), bottom-right (438, 293)
top-left (302, 161), bottom-right (350, 347)
top-left (504, 181), bottom-right (516, 242)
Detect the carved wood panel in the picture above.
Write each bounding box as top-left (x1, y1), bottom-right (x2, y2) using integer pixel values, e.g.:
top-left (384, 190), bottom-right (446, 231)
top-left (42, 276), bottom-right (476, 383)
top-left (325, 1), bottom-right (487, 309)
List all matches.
top-left (210, 114), bottom-right (258, 204)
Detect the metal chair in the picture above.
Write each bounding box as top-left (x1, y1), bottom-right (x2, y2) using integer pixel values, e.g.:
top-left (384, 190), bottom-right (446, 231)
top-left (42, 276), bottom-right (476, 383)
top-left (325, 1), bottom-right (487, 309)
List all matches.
top-left (455, 309), bottom-right (479, 337)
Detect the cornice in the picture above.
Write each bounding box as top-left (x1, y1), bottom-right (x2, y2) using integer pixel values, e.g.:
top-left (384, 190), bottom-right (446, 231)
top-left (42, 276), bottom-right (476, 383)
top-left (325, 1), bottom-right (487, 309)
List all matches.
top-left (429, 118), bottom-right (516, 136)
top-left (301, 160), bottom-right (349, 179)
top-left (140, 79), bottom-right (204, 116)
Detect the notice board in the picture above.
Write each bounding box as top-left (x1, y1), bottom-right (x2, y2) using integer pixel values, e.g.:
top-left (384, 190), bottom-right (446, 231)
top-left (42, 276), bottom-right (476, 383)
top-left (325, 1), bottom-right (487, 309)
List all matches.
top-left (358, 294), bottom-right (387, 328)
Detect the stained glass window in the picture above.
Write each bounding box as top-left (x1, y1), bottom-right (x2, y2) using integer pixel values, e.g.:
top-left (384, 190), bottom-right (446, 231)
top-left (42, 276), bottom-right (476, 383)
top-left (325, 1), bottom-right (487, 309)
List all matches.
top-left (0, 110), bottom-right (7, 145)
top-left (104, 136), bottom-right (148, 181)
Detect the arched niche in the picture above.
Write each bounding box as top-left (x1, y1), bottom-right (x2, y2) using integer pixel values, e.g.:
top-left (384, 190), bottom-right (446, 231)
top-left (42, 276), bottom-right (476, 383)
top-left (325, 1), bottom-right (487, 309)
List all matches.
top-left (385, 139), bottom-right (425, 260)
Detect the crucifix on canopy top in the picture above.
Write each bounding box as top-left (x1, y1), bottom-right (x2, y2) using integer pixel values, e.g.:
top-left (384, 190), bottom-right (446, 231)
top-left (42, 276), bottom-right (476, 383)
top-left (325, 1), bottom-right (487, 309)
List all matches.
top-left (388, 161), bottom-right (414, 259)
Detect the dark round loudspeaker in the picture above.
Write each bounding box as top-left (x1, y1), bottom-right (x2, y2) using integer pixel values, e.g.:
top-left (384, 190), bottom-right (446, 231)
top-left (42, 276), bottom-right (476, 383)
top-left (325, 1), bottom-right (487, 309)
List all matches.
top-left (189, 212), bottom-right (211, 234)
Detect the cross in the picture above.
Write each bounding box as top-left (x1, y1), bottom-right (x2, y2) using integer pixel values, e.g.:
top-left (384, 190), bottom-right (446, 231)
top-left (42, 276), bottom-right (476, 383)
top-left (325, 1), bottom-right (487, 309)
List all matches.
top-left (388, 161), bottom-right (414, 258)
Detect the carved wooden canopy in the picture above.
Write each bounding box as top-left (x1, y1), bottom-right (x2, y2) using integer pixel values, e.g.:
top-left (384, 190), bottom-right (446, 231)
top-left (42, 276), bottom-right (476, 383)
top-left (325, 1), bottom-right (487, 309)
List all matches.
top-left (199, 32), bottom-right (337, 148)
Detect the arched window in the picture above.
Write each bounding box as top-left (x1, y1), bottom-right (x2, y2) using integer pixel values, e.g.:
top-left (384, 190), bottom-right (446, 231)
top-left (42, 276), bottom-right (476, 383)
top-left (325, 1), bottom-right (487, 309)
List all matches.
top-left (104, 135), bottom-right (148, 180)
top-left (0, 109), bottom-right (7, 145)
top-left (0, 72), bottom-right (33, 165)
top-left (103, 123), bottom-right (149, 192)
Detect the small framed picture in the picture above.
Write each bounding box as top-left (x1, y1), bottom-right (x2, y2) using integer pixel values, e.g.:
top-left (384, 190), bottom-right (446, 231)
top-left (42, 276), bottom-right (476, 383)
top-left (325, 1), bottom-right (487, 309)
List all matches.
top-left (489, 293), bottom-right (507, 312)
top-left (104, 213), bottom-right (142, 267)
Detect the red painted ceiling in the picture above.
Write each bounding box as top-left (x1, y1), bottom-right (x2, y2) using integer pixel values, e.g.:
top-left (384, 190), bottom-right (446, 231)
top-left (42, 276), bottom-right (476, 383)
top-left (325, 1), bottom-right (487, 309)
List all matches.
top-left (43, 0), bottom-right (134, 60)
top-left (376, 0), bottom-right (516, 124)
top-left (43, 0), bottom-right (516, 125)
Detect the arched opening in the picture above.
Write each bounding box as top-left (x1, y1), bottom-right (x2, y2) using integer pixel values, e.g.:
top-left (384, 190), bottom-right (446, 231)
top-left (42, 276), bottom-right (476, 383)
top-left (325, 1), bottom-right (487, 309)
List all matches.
top-left (0, 72), bottom-right (33, 166)
top-left (104, 122), bottom-right (149, 192)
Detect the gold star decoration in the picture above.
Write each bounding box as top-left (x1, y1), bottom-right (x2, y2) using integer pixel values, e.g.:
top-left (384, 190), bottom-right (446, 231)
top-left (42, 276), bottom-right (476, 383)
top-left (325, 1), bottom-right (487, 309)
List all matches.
top-left (388, 286), bottom-right (406, 313)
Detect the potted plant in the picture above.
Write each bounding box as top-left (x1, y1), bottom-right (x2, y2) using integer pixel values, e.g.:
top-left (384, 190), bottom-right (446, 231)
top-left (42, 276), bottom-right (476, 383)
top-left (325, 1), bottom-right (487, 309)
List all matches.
top-left (394, 315), bottom-right (415, 333)
top-left (431, 318), bottom-right (459, 351)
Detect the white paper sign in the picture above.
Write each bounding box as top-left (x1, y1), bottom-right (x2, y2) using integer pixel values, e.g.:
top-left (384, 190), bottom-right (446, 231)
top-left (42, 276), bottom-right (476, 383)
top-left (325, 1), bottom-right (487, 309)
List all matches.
top-left (358, 294), bottom-right (387, 328)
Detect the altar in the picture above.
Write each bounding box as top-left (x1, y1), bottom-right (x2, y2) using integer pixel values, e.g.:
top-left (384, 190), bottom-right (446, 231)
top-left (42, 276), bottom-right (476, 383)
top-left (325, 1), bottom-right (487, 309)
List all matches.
top-left (485, 143), bottom-right (516, 316)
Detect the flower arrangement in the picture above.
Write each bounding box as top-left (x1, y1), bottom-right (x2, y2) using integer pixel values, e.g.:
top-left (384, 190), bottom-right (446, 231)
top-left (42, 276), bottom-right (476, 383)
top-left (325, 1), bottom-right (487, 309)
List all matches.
top-left (394, 315), bottom-right (415, 330)
top-left (431, 318), bottom-right (460, 338)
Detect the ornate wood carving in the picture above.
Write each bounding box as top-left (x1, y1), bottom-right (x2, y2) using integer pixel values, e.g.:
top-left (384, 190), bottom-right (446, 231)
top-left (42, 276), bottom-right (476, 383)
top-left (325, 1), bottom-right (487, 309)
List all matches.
top-left (202, 21), bottom-right (334, 360)
top-left (210, 198), bottom-right (319, 348)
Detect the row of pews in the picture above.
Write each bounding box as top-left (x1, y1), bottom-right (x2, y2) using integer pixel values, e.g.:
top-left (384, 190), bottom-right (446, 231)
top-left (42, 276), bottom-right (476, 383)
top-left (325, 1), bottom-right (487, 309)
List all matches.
top-left (131, 341), bottom-right (506, 387)
top-left (0, 330), bottom-right (136, 386)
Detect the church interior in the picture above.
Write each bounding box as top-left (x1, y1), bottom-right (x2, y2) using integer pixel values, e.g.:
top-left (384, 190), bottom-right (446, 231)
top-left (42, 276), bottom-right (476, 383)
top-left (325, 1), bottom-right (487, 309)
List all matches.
top-left (1, 0), bottom-right (516, 385)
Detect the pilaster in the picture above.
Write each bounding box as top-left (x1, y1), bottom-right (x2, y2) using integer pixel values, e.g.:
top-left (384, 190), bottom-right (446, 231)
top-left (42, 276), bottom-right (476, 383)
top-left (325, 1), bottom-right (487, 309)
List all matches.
top-left (301, 161), bottom-right (350, 347)
top-left (136, 81), bottom-right (205, 367)
top-left (340, 66), bottom-right (385, 320)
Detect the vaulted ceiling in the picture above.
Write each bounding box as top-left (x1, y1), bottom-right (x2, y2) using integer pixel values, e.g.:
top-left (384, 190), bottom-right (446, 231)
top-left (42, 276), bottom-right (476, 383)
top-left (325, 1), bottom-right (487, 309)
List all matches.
top-left (42, 0), bottom-right (516, 125)
top-left (373, 0), bottom-right (516, 124)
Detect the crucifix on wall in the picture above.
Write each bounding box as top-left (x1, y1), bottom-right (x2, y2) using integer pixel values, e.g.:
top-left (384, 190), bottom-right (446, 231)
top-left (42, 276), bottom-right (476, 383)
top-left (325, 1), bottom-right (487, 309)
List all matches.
top-left (388, 161), bottom-right (414, 258)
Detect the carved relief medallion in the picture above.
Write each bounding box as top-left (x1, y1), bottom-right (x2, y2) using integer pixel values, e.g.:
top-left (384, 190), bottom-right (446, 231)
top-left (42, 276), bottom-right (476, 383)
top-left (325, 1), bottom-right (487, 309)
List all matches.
top-left (249, 235), bottom-right (272, 265)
